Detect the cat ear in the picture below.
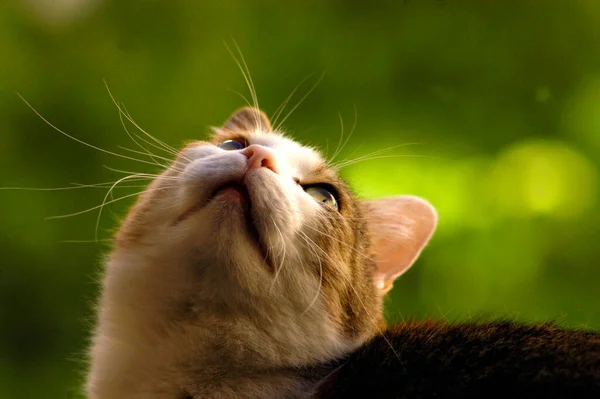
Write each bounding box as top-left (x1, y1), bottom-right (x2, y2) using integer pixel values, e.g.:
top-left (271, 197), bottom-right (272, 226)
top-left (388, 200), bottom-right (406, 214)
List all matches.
top-left (363, 196), bottom-right (437, 295)
top-left (222, 106), bottom-right (272, 133)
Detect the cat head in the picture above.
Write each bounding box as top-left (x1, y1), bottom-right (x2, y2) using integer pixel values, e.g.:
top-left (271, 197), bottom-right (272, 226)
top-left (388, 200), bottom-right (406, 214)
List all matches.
top-left (88, 107), bottom-right (437, 398)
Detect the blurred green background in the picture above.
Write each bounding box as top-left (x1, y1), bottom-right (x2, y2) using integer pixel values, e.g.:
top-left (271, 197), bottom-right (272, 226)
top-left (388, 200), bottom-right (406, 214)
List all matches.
top-left (1, 1), bottom-right (600, 397)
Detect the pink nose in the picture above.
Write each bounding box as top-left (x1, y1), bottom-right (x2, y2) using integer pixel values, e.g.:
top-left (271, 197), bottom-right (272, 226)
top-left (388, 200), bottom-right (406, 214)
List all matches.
top-left (242, 144), bottom-right (279, 174)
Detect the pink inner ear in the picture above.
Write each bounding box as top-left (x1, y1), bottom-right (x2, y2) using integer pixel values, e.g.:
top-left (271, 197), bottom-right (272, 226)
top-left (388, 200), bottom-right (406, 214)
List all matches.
top-left (364, 196), bottom-right (438, 292)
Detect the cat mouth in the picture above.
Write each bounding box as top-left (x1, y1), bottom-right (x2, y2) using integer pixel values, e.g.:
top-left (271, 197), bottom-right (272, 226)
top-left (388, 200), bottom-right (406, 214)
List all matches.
top-left (174, 182), bottom-right (248, 224)
top-left (173, 181), bottom-right (274, 271)
top-left (209, 182), bottom-right (274, 272)
top-left (210, 181), bottom-right (250, 203)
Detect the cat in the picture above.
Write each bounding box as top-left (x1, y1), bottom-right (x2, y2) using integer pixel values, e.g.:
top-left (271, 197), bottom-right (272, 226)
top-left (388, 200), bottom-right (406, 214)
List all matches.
top-left (86, 106), bottom-right (599, 399)
top-left (86, 106), bottom-right (437, 399)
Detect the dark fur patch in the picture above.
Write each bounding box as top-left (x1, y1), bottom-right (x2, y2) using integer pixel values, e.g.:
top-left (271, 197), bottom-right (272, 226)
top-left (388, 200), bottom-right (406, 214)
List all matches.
top-left (314, 320), bottom-right (600, 398)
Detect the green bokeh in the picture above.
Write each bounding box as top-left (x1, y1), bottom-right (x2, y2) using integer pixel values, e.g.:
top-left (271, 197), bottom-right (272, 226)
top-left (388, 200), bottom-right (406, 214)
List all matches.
top-left (1, 1), bottom-right (599, 397)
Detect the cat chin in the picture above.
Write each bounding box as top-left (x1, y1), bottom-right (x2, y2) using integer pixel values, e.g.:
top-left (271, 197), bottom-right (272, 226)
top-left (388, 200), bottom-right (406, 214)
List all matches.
top-left (203, 194), bottom-right (273, 272)
top-left (212, 182), bottom-right (250, 203)
top-left (208, 183), bottom-right (251, 213)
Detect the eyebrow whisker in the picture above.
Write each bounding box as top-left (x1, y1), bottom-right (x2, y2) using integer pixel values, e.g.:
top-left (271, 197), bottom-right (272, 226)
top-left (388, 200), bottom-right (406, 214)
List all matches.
top-left (271, 73), bottom-right (317, 129)
top-left (328, 104), bottom-right (358, 166)
top-left (274, 71), bottom-right (326, 133)
top-left (224, 39), bottom-right (264, 132)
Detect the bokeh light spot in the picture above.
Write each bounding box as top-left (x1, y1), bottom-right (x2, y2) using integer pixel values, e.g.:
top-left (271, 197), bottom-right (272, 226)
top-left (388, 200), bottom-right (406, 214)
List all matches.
top-left (535, 86), bottom-right (551, 103)
top-left (490, 140), bottom-right (597, 219)
top-left (563, 76), bottom-right (600, 152)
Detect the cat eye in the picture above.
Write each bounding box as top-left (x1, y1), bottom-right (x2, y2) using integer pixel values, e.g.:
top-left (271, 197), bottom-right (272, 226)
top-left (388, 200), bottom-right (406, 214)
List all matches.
top-left (218, 139), bottom-right (246, 151)
top-left (305, 186), bottom-right (339, 211)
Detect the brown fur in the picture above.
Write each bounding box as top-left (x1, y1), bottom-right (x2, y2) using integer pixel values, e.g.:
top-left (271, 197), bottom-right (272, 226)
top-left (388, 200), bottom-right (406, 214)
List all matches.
top-left (87, 107), bottom-right (436, 398)
top-left (220, 107), bottom-right (272, 134)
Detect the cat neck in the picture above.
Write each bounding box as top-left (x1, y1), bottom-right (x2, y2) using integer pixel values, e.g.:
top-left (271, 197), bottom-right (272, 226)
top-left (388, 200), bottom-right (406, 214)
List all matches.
top-left (88, 254), bottom-right (356, 399)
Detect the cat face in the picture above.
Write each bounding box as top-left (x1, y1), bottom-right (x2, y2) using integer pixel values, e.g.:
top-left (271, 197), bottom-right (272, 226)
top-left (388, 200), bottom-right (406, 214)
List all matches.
top-left (88, 107), bottom-right (437, 398)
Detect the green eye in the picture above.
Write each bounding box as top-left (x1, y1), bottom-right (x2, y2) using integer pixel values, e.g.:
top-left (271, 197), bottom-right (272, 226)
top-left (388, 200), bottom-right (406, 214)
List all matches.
top-left (305, 186), bottom-right (339, 210)
top-left (218, 139), bottom-right (246, 151)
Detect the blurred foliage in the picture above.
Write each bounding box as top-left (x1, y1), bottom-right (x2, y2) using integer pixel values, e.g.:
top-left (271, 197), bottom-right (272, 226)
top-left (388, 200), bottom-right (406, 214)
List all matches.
top-left (1, 1), bottom-right (600, 397)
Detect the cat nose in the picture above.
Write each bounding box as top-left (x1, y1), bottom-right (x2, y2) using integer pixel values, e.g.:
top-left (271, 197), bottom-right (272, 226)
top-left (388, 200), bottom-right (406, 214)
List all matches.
top-left (242, 144), bottom-right (280, 174)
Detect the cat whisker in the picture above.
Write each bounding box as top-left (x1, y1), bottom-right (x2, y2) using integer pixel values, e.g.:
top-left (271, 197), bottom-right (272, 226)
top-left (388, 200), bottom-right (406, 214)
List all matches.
top-left (116, 103), bottom-right (177, 166)
top-left (232, 39), bottom-right (260, 113)
top-left (326, 112), bottom-right (345, 165)
top-left (269, 215), bottom-right (288, 291)
top-left (64, 181), bottom-right (181, 242)
top-left (436, 304), bottom-right (454, 322)
top-left (297, 230), bottom-right (403, 364)
top-left (113, 97), bottom-right (164, 164)
top-left (273, 71), bottom-right (326, 133)
top-left (328, 105), bottom-right (357, 166)
top-left (224, 39), bottom-right (264, 132)
top-left (117, 145), bottom-right (174, 166)
top-left (122, 105), bottom-right (187, 162)
top-left (102, 166), bottom-right (185, 181)
top-left (336, 142), bottom-right (365, 169)
top-left (265, 204), bottom-right (377, 253)
top-left (103, 81), bottom-right (184, 161)
top-left (333, 142), bottom-right (425, 170)
top-left (227, 88), bottom-right (255, 111)
top-left (297, 231), bottom-right (324, 317)
top-left (103, 165), bottom-right (151, 175)
top-left (0, 180), bottom-right (146, 191)
top-left (270, 73), bottom-right (317, 129)
top-left (61, 238), bottom-right (114, 244)
top-left (0, 173), bottom-right (168, 194)
top-left (46, 184), bottom-right (177, 220)
top-left (336, 153), bottom-right (441, 171)
top-left (94, 173), bottom-right (167, 241)
top-left (122, 104), bottom-right (183, 159)
top-left (335, 142), bottom-right (414, 166)
top-left (16, 93), bottom-right (169, 168)
top-left (304, 223), bottom-right (374, 260)
top-left (70, 180), bottom-right (154, 188)
top-left (270, 203), bottom-right (382, 236)
top-left (265, 203), bottom-right (372, 258)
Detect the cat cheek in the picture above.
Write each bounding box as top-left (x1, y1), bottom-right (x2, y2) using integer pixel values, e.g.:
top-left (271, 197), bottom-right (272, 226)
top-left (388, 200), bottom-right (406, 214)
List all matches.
top-left (173, 142), bottom-right (219, 167)
top-left (189, 142), bottom-right (221, 157)
top-left (183, 152), bottom-right (247, 186)
top-left (293, 199), bottom-right (323, 234)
